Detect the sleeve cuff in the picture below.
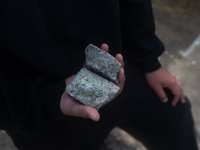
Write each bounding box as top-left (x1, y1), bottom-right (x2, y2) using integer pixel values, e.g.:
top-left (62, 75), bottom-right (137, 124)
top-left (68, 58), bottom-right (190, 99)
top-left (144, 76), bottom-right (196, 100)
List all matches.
top-left (139, 59), bottom-right (162, 72)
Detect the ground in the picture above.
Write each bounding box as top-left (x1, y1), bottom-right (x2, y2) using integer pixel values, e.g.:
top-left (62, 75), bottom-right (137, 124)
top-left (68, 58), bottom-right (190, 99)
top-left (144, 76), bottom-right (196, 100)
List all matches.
top-left (0, 0), bottom-right (200, 149)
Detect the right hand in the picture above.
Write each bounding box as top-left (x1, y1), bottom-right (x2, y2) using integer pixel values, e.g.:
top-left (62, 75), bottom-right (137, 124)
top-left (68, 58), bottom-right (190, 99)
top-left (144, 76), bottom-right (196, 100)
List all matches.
top-left (60, 44), bottom-right (125, 121)
top-left (145, 67), bottom-right (184, 106)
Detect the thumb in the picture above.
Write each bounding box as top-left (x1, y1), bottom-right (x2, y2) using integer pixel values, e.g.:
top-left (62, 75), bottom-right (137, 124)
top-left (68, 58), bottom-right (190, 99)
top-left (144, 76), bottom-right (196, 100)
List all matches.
top-left (153, 86), bottom-right (168, 103)
top-left (61, 92), bottom-right (100, 121)
top-left (66, 101), bottom-right (100, 121)
top-left (76, 105), bottom-right (100, 122)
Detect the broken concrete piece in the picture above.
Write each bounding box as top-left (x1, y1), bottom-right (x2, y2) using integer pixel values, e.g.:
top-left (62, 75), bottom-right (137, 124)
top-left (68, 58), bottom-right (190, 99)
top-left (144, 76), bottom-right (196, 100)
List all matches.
top-left (85, 44), bottom-right (121, 84)
top-left (65, 68), bottom-right (120, 110)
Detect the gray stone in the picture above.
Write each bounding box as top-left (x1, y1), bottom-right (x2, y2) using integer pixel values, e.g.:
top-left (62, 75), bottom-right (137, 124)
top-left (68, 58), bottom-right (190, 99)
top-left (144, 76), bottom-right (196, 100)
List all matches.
top-left (65, 68), bottom-right (120, 110)
top-left (85, 44), bottom-right (121, 84)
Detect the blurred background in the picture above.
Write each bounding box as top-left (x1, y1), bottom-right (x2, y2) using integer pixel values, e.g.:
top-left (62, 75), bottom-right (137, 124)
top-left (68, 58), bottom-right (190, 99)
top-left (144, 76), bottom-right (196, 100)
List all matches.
top-left (0, 0), bottom-right (200, 149)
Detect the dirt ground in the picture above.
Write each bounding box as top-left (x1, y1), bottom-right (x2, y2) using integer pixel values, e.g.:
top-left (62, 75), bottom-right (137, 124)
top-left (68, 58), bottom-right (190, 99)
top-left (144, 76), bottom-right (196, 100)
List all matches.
top-left (1, 0), bottom-right (200, 149)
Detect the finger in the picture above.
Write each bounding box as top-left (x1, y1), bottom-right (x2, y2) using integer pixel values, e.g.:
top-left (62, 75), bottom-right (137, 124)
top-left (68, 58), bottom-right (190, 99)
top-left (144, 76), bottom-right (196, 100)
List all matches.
top-left (177, 81), bottom-right (185, 103)
top-left (66, 98), bottom-right (100, 121)
top-left (78, 105), bottom-right (100, 122)
top-left (180, 94), bottom-right (185, 103)
top-left (117, 67), bottom-right (125, 88)
top-left (111, 68), bottom-right (125, 101)
top-left (169, 84), bottom-right (181, 106)
top-left (115, 54), bottom-right (124, 69)
top-left (65, 75), bottom-right (76, 86)
top-left (117, 67), bottom-right (125, 95)
top-left (153, 85), bottom-right (168, 103)
top-left (100, 43), bottom-right (109, 53)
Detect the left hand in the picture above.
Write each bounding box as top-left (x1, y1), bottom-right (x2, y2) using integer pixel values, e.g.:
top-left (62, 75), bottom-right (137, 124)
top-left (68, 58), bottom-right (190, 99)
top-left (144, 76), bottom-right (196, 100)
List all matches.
top-left (145, 67), bottom-right (185, 106)
top-left (60, 44), bottom-right (125, 122)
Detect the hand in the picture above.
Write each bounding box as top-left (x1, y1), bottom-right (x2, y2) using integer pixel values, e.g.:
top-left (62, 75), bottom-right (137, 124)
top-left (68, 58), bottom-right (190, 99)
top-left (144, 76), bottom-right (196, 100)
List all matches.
top-left (145, 67), bottom-right (185, 106)
top-left (60, 44), bottom-right (125, 121)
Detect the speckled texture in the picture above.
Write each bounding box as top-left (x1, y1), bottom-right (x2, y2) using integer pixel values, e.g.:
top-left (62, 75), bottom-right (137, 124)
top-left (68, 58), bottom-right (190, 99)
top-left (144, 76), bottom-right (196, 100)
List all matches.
top-left (85, 44), bottom-right (121, 84)
top-left (65, 68), bottom-right (120, 110)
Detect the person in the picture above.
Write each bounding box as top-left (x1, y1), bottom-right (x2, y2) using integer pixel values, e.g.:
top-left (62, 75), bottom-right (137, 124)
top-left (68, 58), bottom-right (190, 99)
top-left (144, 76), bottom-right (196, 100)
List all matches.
top-left (0, 0), bottom-right (198, 149)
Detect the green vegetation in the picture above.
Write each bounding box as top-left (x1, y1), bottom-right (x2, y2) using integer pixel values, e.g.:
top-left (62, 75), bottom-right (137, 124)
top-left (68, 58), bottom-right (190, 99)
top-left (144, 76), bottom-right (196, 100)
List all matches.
top-left (165, 7), bottom-right (174, 12)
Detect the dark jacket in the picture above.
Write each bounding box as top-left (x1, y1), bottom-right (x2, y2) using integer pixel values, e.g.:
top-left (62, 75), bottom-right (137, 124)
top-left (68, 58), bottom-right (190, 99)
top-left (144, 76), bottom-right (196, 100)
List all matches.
top-left (0, 0), bottom-right (164, 133)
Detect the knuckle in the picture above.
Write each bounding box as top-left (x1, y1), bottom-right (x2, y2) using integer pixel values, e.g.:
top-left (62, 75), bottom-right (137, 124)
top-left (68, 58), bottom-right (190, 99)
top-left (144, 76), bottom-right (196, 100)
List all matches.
top-left (170, 79), bottom-right (177, 86)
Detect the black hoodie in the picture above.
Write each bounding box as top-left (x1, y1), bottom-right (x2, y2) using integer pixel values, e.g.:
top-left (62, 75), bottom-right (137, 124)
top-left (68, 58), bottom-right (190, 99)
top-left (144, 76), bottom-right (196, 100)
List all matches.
top-left (0, 0), bottom-right (164, 133)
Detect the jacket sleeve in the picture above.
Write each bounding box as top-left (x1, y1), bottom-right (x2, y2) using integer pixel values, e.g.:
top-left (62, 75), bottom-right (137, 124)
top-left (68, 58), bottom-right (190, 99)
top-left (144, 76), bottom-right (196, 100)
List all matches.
top-left (119, 0), bottom-right (165, 72)
top-left (0, 0), bottom-right (72, 133)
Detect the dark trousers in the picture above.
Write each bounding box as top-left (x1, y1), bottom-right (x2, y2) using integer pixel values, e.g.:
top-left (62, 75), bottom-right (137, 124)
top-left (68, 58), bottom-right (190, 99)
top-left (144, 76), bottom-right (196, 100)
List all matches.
top-left (7, 58), bottom-right (198, 150)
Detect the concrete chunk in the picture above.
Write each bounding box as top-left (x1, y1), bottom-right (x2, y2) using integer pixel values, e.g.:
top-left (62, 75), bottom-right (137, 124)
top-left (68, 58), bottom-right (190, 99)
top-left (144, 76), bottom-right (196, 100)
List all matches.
top-left (65, 68), bottom-right (120, 110)
top-left (85, 44), bottom-right (121, 84)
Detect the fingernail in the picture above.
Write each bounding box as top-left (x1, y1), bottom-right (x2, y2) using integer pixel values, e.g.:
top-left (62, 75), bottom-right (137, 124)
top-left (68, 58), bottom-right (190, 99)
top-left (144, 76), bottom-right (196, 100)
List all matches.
top-left (162, 98), bottom-right (168, 103)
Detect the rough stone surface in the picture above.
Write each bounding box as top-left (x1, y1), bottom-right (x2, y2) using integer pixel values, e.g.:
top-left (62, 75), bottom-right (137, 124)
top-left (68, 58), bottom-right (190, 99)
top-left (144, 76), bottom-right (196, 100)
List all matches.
top-left (85, 44), bottom-right (121, 84)
top-left (66, 68), bottom-right (120, 110)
